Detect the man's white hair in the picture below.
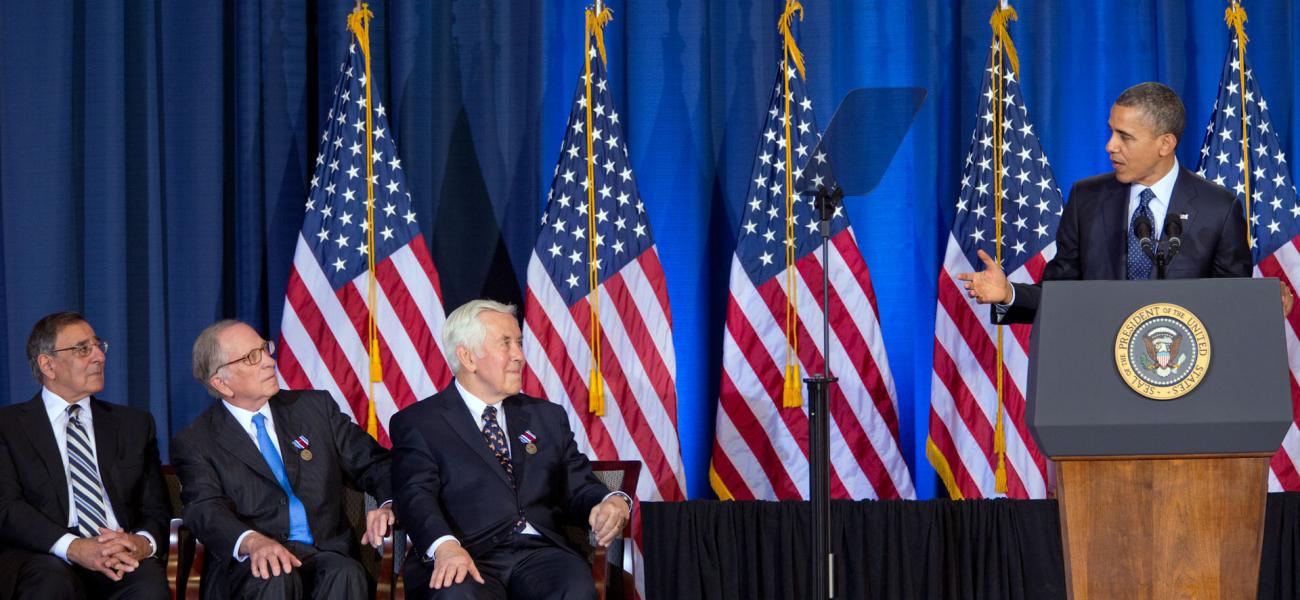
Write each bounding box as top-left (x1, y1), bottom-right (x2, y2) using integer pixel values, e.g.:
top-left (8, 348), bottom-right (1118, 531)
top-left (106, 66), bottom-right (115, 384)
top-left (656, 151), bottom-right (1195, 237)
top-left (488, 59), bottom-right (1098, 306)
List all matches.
top-left (442, 299), bottom-right (518, 373)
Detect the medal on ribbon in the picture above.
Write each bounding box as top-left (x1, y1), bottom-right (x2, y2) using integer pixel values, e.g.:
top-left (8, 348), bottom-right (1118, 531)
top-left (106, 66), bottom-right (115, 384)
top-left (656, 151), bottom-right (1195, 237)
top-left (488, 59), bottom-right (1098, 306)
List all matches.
top-left (291, 435), bottom-right (313, 461)
top-left (518, 430), bottom-right (538, 455)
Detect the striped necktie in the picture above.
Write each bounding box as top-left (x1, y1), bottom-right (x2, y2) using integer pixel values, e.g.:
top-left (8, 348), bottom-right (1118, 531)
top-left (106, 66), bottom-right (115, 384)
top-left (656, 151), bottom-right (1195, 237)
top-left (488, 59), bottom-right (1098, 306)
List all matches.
top-left (66, 404), bottom-right (111, 538)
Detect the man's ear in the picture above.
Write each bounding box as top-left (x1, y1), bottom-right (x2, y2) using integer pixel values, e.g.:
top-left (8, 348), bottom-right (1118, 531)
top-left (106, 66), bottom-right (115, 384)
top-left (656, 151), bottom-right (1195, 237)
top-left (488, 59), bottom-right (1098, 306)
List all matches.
top-left (37, 354), bottom-right (57, 382)
top-left (456, 345), bottom-right (476, 373)
top-left (1159, 132), bottom-right (1178, 157)
top-left (209, 372), bottom-right (233, 398)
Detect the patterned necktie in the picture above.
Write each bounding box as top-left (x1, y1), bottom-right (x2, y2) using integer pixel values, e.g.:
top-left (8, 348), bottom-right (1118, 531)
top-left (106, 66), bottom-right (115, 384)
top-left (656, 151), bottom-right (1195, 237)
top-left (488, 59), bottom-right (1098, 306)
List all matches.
top-left (481, 406), bottom-right (515, 484)
top-left (1127, 188), bottom-right (1156, 280)
top-left (251, 413), bottom-right (314, 544)
top-left (66, 404), bottom-right (111, 538)
top-left (481, 406), bottom-right (526, 532)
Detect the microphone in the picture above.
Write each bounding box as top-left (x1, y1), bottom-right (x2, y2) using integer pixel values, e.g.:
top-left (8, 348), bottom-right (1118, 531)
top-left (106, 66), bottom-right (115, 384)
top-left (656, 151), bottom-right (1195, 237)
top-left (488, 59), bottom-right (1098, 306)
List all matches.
top-left (1134, 214), bottom-right (1156, 259)
top-left (1163, 213), bottom-right (1183, 263)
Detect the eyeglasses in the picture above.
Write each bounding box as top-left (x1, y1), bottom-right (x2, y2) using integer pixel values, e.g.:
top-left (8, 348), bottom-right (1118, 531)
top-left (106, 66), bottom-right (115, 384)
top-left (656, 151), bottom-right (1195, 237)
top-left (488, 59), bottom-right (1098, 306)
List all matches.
top-left (50, 340), bottom-right (109, 358)
top-left (213, 340), bottom-right (275, 375)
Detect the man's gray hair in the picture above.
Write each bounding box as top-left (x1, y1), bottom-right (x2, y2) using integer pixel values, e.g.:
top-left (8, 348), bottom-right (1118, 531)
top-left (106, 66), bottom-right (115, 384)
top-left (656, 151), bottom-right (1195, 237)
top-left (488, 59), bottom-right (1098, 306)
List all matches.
top-left (192, 319), bottom-right (241, 398)
top-left (442, 299), bottom-right (518, 373)
top-left (1115, 81), bottom-right (1185, 141)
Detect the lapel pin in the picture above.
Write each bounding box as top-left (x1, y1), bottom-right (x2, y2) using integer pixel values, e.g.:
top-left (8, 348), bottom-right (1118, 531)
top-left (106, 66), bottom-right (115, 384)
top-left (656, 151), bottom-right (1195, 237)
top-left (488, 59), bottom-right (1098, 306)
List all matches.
top-left (1180, 213), bottom-right (1189, 220)
top-left (518, 430), bottom-right (539, 455)
top-left (291, 435), bottom-right (313, 461)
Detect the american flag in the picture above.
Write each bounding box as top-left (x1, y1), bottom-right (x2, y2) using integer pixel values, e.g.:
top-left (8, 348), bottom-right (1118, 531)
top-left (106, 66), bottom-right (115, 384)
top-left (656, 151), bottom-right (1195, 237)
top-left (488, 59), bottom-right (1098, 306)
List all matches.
top-left (276, 36), bottom-right (451, 447)
top-left (927, 31), bottom-right (1062, 499)
top-left (521, 17), bottom-right (687, 597)
top-left (1193, 21), bottom-right (1300, 492)
top-left (708, 57), bottom-right (915, 501)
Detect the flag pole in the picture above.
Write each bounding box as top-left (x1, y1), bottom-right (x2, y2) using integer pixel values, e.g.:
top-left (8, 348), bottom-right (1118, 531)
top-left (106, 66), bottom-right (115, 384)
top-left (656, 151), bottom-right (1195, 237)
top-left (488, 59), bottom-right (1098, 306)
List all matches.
top-left (584, 4), bottom-right (613, 416)
top-left (779, 0), bottom-right (806, 409)
top-left (988, 1), bottom-right (1020, 495)
top-left (1226, 1), bottom-right (1252, 248)
top-left (348, 2), bottom-right (383, 439)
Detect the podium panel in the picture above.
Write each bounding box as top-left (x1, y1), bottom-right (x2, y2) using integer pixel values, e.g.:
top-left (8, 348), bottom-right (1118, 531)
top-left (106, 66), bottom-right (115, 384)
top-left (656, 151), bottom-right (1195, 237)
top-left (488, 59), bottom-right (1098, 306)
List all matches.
top-left (1027, 278), bottom-right (1291, 457)
top-left (1026, 278), bottom-right (1293, 599)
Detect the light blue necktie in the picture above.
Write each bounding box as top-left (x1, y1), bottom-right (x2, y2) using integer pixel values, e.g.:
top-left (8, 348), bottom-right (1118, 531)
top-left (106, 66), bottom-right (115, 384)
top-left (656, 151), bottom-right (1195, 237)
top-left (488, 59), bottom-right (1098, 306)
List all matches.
top-left (252, 413), bottom-right (313, 544)
top-left (1127, 188), bottom-right (1156, 280)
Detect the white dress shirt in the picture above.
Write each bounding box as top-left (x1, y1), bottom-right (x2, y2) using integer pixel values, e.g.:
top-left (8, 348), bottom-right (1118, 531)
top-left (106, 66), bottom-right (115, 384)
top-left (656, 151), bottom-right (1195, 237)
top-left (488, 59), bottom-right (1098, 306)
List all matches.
top-left (1127, 157), bottom-right (1181, 240)
top-left (41, 388), bottom-right (157, 562)
top-left (221, 399), bottom-right (391, 560)
top-left (999, 158), bottom-right (1182, 310)
top-left (426, 381), bottom-right (630, 559)
top-left (222, 400), bottom-right (281, 561)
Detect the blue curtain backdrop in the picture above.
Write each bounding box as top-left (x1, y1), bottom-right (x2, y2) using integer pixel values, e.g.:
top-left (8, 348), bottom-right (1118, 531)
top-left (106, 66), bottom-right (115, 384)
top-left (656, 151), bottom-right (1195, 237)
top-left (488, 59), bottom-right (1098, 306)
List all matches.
top-left (2, 0), bottom-right (1298, 501)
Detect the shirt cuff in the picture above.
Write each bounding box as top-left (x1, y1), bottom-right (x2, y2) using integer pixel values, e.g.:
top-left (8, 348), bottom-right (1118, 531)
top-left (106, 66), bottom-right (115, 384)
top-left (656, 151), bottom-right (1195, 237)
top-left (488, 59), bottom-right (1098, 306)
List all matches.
top-left (233, 530), bottom-right (256, 562)
top-left (136, 531), bottom-right (158, 558)
top-left (50, 534), bottom-right (77, 563)
top-left (993, 284), bottom-right (1016, 322)
top-left (427, 535), bottom-right (459, 561)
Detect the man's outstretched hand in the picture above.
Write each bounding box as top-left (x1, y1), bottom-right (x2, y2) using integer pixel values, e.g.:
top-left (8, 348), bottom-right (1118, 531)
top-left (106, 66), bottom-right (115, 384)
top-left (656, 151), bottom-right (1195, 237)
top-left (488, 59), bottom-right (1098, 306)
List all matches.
top-left (956, 249), bottom-right (1013, 305)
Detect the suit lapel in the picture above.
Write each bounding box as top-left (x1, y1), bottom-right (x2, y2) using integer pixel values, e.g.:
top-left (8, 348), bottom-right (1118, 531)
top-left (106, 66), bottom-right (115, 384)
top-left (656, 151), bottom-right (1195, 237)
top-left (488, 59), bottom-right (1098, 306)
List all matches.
top-left (440, 387), bottom-right (515, 490)
top-left (1101, 177), bottom-right (1130, 279)
top-left (88, 398), bottom-right (120, 508)
top-left (211, 405), bottom-right (280, 486)
top-left (269, 396), bottom-right (301, 488)
top-left (504, 397), bottom-right (531, 488)
top-left (17, 395), bottom-right (68, 519)
top-left (1165, 168), bottom-right (1199, 244)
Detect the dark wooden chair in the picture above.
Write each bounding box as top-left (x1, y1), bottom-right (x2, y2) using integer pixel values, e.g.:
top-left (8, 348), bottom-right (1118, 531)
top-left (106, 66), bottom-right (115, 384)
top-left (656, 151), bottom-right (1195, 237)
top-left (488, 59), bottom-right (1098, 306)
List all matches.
top-left (164, 465), bottom-right (394, 599)
top-left (161, 465), bottom-right (199, 600)
top-left (166, 461), bottom-right (639, 600)
top-left (580, 460), bottom-right (641, 600)
top-left (385, 459), bottom-right (641, 600)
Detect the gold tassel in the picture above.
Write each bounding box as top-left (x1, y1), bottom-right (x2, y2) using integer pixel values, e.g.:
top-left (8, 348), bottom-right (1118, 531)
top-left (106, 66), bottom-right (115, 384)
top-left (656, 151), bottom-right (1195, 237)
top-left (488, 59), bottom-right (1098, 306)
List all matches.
top-left (783, 363), bottom-right (802, 408)
top-left (988, 4), bottom-right (1020, 78)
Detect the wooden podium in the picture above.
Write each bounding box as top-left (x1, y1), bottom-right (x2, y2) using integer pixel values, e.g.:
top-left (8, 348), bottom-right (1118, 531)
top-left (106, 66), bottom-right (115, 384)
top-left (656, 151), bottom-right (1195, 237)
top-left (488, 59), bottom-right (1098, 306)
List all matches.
top-left (1026, 279), bottom-right (1293, 600)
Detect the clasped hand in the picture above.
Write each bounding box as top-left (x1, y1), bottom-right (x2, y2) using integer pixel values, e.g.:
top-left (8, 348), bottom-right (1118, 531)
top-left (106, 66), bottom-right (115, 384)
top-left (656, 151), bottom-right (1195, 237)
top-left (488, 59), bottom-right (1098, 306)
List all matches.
top-left (67, 528), bottom-right (150, 581)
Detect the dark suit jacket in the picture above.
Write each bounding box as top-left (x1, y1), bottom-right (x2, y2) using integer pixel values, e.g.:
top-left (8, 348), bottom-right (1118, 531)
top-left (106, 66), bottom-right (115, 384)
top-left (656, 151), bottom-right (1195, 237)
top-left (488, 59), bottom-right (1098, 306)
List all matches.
top-left (1001, 167), bottom-right (1252, 323)
top-left (0, 395), bottom-right (170, 591)
top-left (390, 386), bottom-right (610, 560)
top-left (171, 390), bottom-right (392, 578)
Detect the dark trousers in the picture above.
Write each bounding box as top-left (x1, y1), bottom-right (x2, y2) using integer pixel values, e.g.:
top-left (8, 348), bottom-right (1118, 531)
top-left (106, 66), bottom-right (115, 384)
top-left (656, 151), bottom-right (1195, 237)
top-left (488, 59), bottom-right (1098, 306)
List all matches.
top-left (223, 541), bottom-right (368, 600)
top-left (3, 549), bottom-right (168, 600)
top-left (404, 534), bottom-right (596, 600)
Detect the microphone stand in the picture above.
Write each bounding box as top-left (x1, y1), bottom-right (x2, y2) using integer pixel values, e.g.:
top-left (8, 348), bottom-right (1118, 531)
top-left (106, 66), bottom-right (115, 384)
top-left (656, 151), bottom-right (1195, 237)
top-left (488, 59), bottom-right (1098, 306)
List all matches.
top-left (807, 184), bottom-right (841, 600)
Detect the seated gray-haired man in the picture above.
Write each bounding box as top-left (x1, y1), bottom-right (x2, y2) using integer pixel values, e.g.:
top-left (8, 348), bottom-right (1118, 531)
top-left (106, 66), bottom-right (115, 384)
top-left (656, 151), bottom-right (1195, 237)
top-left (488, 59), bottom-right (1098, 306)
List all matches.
top-left (391, 299), bottom-right (632, 600)
top-left (0, 311), bottom-right (170, 600)
top-left (172, 319), bottom-right (395, 599)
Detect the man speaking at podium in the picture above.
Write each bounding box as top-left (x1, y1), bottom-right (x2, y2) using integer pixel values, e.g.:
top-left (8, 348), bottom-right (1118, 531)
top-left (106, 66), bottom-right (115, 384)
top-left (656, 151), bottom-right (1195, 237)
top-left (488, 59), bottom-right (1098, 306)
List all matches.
top-left (959, 82), bottom-right (1260, 321)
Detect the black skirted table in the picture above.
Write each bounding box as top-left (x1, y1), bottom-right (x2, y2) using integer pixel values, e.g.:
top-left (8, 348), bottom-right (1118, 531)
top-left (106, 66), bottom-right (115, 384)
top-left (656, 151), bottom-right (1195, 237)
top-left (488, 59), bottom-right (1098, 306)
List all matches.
top-left (642, 493), bottom-right (1300, 599)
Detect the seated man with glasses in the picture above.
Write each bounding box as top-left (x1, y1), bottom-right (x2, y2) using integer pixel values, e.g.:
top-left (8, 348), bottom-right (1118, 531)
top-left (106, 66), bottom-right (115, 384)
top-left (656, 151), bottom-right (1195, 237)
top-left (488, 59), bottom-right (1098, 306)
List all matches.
top-left (0, 311), bottom-right (171, 600)
top-left (172, 319), bottom-right (395, 599)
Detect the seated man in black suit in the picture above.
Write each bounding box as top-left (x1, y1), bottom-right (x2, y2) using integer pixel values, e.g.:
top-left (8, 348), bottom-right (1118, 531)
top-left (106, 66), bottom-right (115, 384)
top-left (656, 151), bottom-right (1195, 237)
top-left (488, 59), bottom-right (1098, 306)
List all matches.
top-left (391, 299), bottom-right (632, 600)
top-left (959, 81), bottom-right (1264, 321)
top-left (0, 311), bottom-right (170, 600)
top-left (172, 319), bottom-right (395, 599)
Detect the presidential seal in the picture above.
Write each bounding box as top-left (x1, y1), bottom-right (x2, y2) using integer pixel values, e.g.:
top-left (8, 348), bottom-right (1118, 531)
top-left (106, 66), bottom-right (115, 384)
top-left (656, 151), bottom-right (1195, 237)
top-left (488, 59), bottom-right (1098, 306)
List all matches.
top-left (1114, 302), bottom-right (1211, 400)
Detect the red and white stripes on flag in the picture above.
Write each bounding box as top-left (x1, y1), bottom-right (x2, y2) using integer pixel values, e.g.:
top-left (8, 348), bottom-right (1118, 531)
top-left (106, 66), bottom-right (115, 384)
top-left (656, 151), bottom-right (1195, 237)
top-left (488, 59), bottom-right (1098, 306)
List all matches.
top-left (1192, 11), bottom-right (1300, 491)
top-left (522, 12), bottom-right (687, 597)
top-left (927, 14), bottom-right (1061, 499)
top-left (276, 37), bottom-right (452, 446)
top-left (709, 54), bottom-right (914, 502)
